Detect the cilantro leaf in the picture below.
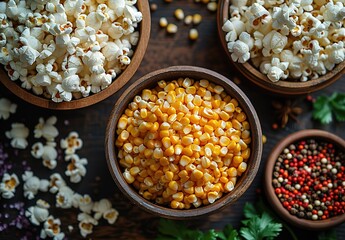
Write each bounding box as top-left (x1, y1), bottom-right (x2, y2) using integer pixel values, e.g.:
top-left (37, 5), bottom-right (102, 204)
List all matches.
top-left (240, 212), bottom-right (282, 240)
top-left (243, 202), bottom-right (258, 219)
top-left (218, 224), bottom-right (239, 240)
top-left (313, 92), bottom-right (345, 124)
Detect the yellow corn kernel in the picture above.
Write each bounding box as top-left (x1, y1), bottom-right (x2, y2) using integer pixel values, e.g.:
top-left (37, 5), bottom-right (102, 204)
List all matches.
top-left (201, 108), bottom-right (213, 119)
top-left (143, 148), bottom-right (153, 158)
top-left (159, 130), bottom-right (170, 138)
top-left (174, 144), bottom-right (183, 155)
top-left (164, 82), bottom-right (176, 92)
top-left (118, 117), bottom-right (128, 130)
top-left (230, 134), bottom-right (240, 143)
top-left (219, 136), bottom-right (231, 147)
top-left (123, 170), bottom-right (135, 184)
top-left (201, 156), bottom-right (211, 168)
top-left (182, 146), bottom-right (193, 157)
top-left (220, 176), bottom-right (229, 183)
top-left (168, 180), bottom-right (179, 191)
top-left (214, 85), bottom-right (224, 94)
top-left (170, 200), bottom-right (180, 209)
top-left (241, 130), bottom-right (250, 139)
top-left (207, 191), bottom-right (218, 204)
top-left (129, 166), bottom-right (140, 176)
top-left (180, 155), bottom-right (191, 166)
top-left (119, 130), bottom-right (129, 141)
top-left (203, 172), bottom-right (214, 182)
top-left (242, 121), bottom-right (250, 130)
top-left (170, 135), bottom-right (179, 145)
top-left (236, 112), bottom-right (246, 122)
top-left (213, 145), bottom-right (221, 156)
top-left (159, 157), bottom-right (169, 167)
top-left (165, 171), bottom-right (174, 181)
top-left (123, 142), bottom-right (133, 153)
top-left (178, 169), bottom-right (188, 179)
top-left (184, 187), bottom-right (194, 194)
top-left (164, 145), bottom-right (174, 156)
top-left (204, 124), bottom-right (214, 134)
top-left (229, 177), bottom-right (237, 185)
top-left (161, 137), bottom-right (171, 149)
top-left (227, 167), bottom-right (237, 177)
top-left (192, 95), bottom-right (202, 106)
top-left (186, 194), bottom-right (197, 203)
top-left (219, 111), bottom-right (230, 121)
top-left (223, 102), bottom-right (235, 112)
top-left (214, 127), bottom-right (225, 137)
top-left (153, 148), bottom-right (163, 159)
top-left (186, 86), bottom-right (196, 94)
top-left (232, 156), bottom-right (243, 167)
top-left (242, 148), bottom-right (251, 160)
top-left (145, 139), bottom-right (155, 149)
top-left (199, 132), bottom-right (210, 142)
top-left (238, 162), bottom-right (247, 173)
top-left (195, 186), bottom-right (205, 198)
top-left (238, 139), bottom-right (247, 150)
top-left (172, 192), bottom-right (184, 201)
top-left (125, 109), bottom-right (134, 117)
top-left (224, 181), bottom-right (234, 192)
top-left (180, 117), bottom-right (190, 126)
top-left (191, 169), bottom-right (204, 180)
top-left (181, 135), bottom-right (193, 146)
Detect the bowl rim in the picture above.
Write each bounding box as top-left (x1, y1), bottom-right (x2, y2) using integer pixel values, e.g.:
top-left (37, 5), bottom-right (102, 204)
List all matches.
top-left (263, 129), bottom-right (345, 230)
top-left (105, 65), bottom-right (263, 219)
top-left (217, 0), bottom-right (345, 95)
top-left (0, 1), bottom-right (151, 110)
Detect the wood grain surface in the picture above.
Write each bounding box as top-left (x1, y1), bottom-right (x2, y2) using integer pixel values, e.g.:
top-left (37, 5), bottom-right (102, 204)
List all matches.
top-left (0, 0), bottom-right (344, 239)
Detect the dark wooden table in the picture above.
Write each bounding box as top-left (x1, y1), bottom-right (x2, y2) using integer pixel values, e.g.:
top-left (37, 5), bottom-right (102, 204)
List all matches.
top-left (0, 1), bottom-right (344, 239)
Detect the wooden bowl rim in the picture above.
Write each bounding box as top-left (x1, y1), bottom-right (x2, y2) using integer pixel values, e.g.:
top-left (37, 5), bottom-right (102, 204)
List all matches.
top-left (264, 129), bottom-right (345, 230)
top-left (105, 65), bottom-right (263, 219)
top-left (217, 0), bottom-right (345, 95)
top-left (0, 1), bottom-right (151, 110)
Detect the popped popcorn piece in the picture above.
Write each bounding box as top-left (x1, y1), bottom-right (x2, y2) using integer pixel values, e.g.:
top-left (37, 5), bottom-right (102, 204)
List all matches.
top-left (73, 193), bottom-right (93, 213)
top-left (40, 216), bottom-right (65, 240)
top-left (0, 98), bottom-right (17, 120)
top-left (56, 186), bottom-right (74, 209)
top-left (31, 142), bottom-right (58, 170)
top-left (103, 208), bottom-right (119, 224)
top-left (77, 213), bottom-right (98, 238)
top-left (25, 199), bottom-right (50, 226)
top-left (60, 131), bottom-right (83, 155)
top-left (222, 19), bottom-right (246, 42)
top-left (0, 173), bottom-right (19, 199)
top-left (34, 116), bottom-right (59, 142)
top-left (227, 32), bottom-right (253, 63)
top-left (246, 3), bottom-right (272, 29)
top-left (49, 173), bottom-right (67, 194)
top-left (262, 30), bottom-right (288, 56)
top-left (92, 198), bottom-right (112, 220)
top-left (22, 171), bottom-right (49, 199)
top-left (65, 154), bottom-right (88, 183)
top-left (5, 123), bottom-right (30, 149)
top-left (260, 57), bottom-right (289, 82)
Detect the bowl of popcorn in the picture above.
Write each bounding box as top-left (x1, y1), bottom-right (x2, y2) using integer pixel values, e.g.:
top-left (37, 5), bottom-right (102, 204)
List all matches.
top-left (264, 129), bottom-right (345, 230)
top-left (0, 0), bottom-right (150, 109)
top-left (105, 66), bottom-right (263, 219)
top-left (217, 0), bottom-right (345, 95)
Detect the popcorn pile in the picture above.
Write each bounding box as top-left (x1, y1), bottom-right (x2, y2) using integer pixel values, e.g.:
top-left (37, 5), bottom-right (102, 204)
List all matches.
top-left (0, 97), bottom-right (119, 238)
top-left (0, 0), bottom-right (142, 102)
top-left (222, 0), bottom-right (345, 82)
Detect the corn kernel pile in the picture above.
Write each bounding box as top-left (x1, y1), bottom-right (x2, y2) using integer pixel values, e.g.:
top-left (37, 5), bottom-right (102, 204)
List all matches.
top-left (115, 78), bottom-right (251, 209)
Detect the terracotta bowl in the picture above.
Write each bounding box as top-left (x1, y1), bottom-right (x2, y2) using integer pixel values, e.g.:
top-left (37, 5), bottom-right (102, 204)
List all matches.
top-left (217, 0), bottom-right (345, 96)
top-left (105, 66), bottom-right (263, 219)
top-left (264, 129), bottom-right (345, 230)
top-left (0, 1), bottom-right (150, 110)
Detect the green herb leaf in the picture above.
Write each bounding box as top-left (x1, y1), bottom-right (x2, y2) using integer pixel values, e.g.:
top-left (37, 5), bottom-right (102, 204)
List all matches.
top-left (313, 92), bottom-right (345, 124)
top-left (220, 224), bottom-right (240, 240)
top-left (243, 202), bottom-right (258, 219)
top-left (240, 212), bottom-right (282, 240)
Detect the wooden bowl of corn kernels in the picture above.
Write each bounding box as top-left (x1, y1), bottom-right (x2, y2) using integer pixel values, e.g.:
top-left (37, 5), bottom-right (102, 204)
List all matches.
top-left (217, 0), bottom-right (345, 96)
top-left (105, 66), bottom-right (263, 219)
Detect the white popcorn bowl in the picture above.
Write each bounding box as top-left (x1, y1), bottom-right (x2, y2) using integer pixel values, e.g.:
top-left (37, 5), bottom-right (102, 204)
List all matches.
top-left (217, 0), bottom-right (345, 96)
top-left (0, 1), bottom-right (150, 110)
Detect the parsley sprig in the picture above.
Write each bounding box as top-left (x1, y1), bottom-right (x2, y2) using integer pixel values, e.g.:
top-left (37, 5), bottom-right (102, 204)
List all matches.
top-left (156, 202), bottom-right (282, 240)
top-left (312, 92), bottom-right (345, 124)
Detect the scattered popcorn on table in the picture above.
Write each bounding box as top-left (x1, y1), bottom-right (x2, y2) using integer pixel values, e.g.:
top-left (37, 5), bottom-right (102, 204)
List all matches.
top-left (22, 171), bottom-right (49, 200)
top-left (92, 198), bottom-right (113, 220)
top-left (0, 98), bottom-right (17, 120)
top-left (31, 142), bottom-right (58, 170)
top-left (5, 123), bottom-right (29, 149)
top-left (77, 213), bottom-right (98, 238)
top-left (0, 173), bottom-right (20, 199)
top-left (60, 131), bottom-right (83, 155)
top-left (56, 186), bottom-right (74, 209)
top-left (73, 194), bottom-right (94, 214)
top-left (222, 0), bottom-right (345, 82)
top-left (48, 173), bottom-right (66, 194)
top-left (0, 1), bottom-right (143, 102)
top-left (40, 216), bottom-right (65, 240)
top-left (25, 199), bottom-right (50, 226)
top-left (34, 116), bottom-right (59, 142)
top-left (103, 208), bottom-right (119, 224)
top-left (65, 154), bottom-right (88, 183)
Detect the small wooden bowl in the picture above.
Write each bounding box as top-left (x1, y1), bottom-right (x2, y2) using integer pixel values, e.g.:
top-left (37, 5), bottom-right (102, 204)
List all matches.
top-left (264, 129), bottom-right (345, 230)
top-left (217, 0), bottom-right (345, 96)
top-left (105, 66), bottom-right (263, 219)
top-left (0, 1), bottom-right (150, 110)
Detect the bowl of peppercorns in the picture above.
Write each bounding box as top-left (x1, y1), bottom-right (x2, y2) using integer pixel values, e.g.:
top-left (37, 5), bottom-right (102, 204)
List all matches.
top-left (105, 65), bottom-right (263, 219)
top-left (264, 129), bottom-right (345, 230)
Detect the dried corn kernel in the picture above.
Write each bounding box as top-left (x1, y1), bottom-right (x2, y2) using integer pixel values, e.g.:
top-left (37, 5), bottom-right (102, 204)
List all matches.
top-left (174, 8), bottom-right (185, 20)
top-left (167, 23), bottom-right (178, 34)
top-left (159, 17), bottom-right (168, 28)
top-left (189, 28), bottom-right (199, 41)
